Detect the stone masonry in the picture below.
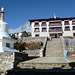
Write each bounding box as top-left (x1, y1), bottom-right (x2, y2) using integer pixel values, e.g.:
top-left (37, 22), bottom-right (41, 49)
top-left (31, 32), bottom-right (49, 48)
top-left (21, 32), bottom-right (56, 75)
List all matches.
top-left (18, 37), bottom-right (47, 57)
top-left (0, 52), bottom-right (28, 71)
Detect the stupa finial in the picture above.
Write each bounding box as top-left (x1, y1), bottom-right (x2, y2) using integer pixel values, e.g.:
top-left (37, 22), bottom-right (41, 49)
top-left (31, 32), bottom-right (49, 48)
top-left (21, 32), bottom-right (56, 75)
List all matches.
top-left (54, 13), bottom-right (56, 19)
top-left (1, 7), bottom-right (4, 11)
top-left (1, 7), bottom-right (5, 20)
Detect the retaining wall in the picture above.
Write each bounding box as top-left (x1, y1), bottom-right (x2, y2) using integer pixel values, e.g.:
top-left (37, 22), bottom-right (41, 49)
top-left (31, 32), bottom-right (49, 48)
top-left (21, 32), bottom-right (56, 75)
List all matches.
top-left (0, 52), bottom-right (28, 71)
top-left (18, 37), bottom-right (47, 57)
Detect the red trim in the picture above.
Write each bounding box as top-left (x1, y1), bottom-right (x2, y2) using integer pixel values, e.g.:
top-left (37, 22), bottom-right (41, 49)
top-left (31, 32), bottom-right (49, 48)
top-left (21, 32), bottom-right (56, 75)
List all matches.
top-left (0, 11), bottom-right (5, 13)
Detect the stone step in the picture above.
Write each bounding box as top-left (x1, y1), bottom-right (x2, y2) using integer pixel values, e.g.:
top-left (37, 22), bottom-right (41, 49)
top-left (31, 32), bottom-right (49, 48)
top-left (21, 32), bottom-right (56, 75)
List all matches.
top-left (17, 57), bottom-right (72, 69)
top-left (17, 63), bottom-right (70, 69)
top-left (46, 38), bottom-right (63, 57)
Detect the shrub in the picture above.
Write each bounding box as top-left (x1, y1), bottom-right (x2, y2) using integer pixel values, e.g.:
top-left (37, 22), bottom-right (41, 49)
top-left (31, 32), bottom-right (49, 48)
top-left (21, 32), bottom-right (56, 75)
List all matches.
top-left (24, 42), bottom-right (43, 50)
top-left (14, 41), bottom-right (25, 52)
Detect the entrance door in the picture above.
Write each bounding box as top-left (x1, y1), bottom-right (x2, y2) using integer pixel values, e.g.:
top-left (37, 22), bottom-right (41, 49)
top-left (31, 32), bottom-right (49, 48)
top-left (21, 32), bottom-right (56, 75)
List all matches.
top-left (55, 34), bottom-right (57, 38)
top-left (35, 34), bottom-right (39, 37)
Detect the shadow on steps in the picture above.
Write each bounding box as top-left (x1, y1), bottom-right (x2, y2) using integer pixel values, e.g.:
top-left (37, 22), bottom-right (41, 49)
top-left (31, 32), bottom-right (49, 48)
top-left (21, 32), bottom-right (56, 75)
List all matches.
top-left (6, 62), bottom-right (75, 75)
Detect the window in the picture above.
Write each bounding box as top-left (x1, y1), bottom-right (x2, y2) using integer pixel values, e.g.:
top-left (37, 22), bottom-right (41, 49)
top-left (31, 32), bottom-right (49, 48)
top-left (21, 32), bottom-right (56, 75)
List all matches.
top-left (42, 28), bottom-right (47, 32)
top-left (73, 26), bottom-right (75, 30)
top-left (34, 28), bottom-right (39, 32)
top-left (49, 28), bottom-right (55, 32)
top-left (50, 34), bottom-right (55, 37)
top-left (6, 43), bottom-right (10, 47)
top-left (64, 21), bottom-right (69, 25)
top-left (65, 26), bottom-right (70, 31)
top-left (73, 33), bottom-right (75, 36)
top-left (72, 21), bottom-right (75, 25)
top-left (34, 22), bottom-right (39, 27)
top-left (41, 22), bottom-right (46, 26)
top-left (35, 34), bottom-right (39, 37)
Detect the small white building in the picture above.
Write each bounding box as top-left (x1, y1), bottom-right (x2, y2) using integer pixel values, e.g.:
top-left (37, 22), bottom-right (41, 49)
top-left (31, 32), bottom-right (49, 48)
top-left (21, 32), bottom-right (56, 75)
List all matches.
top-left (10, 31), bottom-right (28, 39)
top-left (29, 17), bottom-right (75, 38)
top-left (0, 7), bottom-right (19, 52)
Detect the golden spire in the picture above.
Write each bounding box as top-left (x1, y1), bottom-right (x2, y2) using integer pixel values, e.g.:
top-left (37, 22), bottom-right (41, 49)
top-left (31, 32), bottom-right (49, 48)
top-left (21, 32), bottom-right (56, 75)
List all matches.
top-left (1, 7), bottom-right (5, 20)
top-left (1, 7), bottom-right (4, 11)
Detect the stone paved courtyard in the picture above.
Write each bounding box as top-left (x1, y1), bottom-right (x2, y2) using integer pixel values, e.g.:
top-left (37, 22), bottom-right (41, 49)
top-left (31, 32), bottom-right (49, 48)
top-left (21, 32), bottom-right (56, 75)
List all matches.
top-left (17, 57), bottom-right (75, 70)
top-left (20, 57), bottom-right (73, 64)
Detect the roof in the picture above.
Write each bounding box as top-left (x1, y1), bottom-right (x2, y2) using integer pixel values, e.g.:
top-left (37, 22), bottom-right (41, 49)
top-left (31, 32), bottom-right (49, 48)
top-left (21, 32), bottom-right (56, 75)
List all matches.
top-left (29, 17), bottom-right (75, 23)
top-left (9, 30), bottom-right (26, 34)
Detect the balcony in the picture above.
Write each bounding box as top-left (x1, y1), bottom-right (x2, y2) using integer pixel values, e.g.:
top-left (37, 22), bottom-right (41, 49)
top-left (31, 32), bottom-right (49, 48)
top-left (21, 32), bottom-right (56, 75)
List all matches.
top-left (34, 23), bottom-right (39, 27)
top-left (49, 30), bottom-right (62, 32)
top-left (42, 28), bottom-right (47, 32)
top-left (49, 22), bottom-right (62, 26)
top-left (73, 26), bottom-right (75, 30)
top-left (42, 30), bottom-right (47, 32)
top-left (72, 23), bottom-right (75, 25)
top-left (65, 27), bottom-right (70, 31)
top-left (64, 23), bottom-right (70, 25)
top-left (41, 22), bottom-right (47, 27)
top-left (65, 29), bottom-right (70, 31)
top-left (34, 28), bottom-right (39, 32)
top-left (41, 24), bottom-right (47, 26)
top-left (49, 28), bottom-right (62, 33)
top-left (34, 25), bottom-right (39, 27)
top-left (72, 21), bottom-right (75, 25)
top-left (34, 30), bottom-right (40, 32)
top-left (64, 21), bottom-right (70, 25)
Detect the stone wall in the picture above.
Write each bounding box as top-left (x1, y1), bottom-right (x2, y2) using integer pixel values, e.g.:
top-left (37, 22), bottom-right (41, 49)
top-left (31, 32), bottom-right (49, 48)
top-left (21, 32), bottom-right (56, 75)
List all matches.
top-left (60, 36), bottom-right (75, 57)
top-left (18, 37), bottom-right (47, 43)
top-left (24, 50), bottom-right (39, 57)
top-left (0, 52), bottom-right (28, 71)
top-left (18, 37), bottom-right (48, 57)
top-left (14, 52), bottom-right (28, 66)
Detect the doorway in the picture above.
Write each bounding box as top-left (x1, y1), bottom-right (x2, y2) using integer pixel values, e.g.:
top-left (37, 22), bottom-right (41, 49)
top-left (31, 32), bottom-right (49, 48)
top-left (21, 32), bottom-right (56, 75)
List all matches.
top-left (55, 34), bottom-right (57, 38)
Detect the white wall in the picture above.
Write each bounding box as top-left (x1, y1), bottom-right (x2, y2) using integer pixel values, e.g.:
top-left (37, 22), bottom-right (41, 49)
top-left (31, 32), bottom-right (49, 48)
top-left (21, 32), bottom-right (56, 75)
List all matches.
top-left (31, 22), bottom-right (35, 37)
top-left (3, 42), bottom-right (13, 48)
top-left (18, 33), bottom-right (22, 38)
top-left (0, 42), bottom-right (4, 52)
top-left (63, 31), bottom-right (73, 36)
top-left (40, 32), bottom-right (49, 37)
top-left (32, 21), bottom-right (49, 37)
top-left (15, 34), bottom-right (17, 38)
top-left (31, 20), bottom-right (74, 37)
top-left (62, 20), bottom-right (73, 37)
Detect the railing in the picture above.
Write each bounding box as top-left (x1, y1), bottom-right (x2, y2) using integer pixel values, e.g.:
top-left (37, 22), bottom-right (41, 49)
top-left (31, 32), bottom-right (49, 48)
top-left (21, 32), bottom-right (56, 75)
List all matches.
top-left (64, 23), bottom-right (70, 25)
top-left (73, 28), bottom-right (75, 30)
top-left (49, 23), bottom-right (62, 26)
top-left (72, 23), bottom-right (75, 25)
top-left (42, 30), bottom-right (47, 32)
top-left (49, 30), bottom-right (62, 32)
top-left (34, 31), bottom-right (40, 32)
top-left (41, 24), bottom-right (47, 26)
top-left (65, 29), bottom-right (70, 31)
top-left (34, 25), bottom-right (39, 27)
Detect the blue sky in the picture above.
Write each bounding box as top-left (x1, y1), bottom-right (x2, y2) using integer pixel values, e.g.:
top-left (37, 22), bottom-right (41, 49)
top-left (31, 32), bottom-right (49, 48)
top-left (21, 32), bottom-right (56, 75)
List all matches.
top-left (0, 0), bottom-right (75, 30)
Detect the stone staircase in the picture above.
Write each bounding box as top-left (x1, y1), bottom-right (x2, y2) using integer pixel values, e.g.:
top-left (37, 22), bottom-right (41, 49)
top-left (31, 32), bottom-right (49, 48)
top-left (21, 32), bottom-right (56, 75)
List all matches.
top-left (46, 38), bottom-right (63, 57)
top-left (17, 57), bottom-right (70, 69)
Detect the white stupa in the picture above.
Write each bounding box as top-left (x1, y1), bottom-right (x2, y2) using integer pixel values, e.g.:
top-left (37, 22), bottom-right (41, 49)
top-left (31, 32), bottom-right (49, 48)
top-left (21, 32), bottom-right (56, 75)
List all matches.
top-left (0, 7), bottom-right (19, 52)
